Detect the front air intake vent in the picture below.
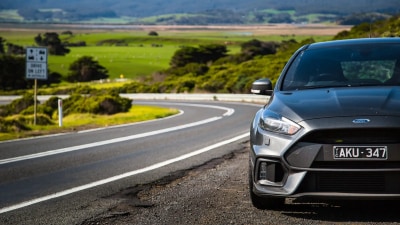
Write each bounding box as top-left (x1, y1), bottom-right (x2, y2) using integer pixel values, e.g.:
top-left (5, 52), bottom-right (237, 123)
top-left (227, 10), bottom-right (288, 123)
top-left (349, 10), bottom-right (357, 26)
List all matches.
top-left (316, 172), bottom-right (384, 192)
top-left (297, 171), bottom-right (400, 194)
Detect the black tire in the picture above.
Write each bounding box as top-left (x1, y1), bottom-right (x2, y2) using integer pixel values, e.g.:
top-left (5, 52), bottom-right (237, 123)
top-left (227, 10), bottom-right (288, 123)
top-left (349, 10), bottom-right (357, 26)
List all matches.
top-left (248, 164), bottom-right (285, 210)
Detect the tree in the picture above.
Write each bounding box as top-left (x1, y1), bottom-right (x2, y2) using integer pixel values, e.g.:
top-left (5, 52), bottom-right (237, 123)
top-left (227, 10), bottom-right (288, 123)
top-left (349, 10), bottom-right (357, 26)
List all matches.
top-left (170, 44), bottom-right (228, 68)
top-left (148, 31), bottom-right (159, 36)
top-left (6, 43), bottom-right (25, 55)
top-left (37, 71), bottom-right (62, 87)
top-left (0, 55), bottom-right (27, 90)
top-left (198, 44), bottom-right (228, 63)
top-left (240, 39), bottom-right (277, 59)
top-left (34, 32), bottom-right (70, 55)
top-left (67, 56), bottom-right (109, 82)
top-left (0, 37), bottom-right (5, 54)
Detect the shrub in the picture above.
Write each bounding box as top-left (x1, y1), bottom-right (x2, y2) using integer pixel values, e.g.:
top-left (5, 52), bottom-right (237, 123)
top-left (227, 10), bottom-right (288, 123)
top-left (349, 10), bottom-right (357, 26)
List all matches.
top-left (0, 117), bottom-right (31, 132)
top-left (61, 92), bottom-right (132, 115)
top-left (0, 93), bottom-right (36, 117)
top-left (21, 105), bottom-right (55, 118)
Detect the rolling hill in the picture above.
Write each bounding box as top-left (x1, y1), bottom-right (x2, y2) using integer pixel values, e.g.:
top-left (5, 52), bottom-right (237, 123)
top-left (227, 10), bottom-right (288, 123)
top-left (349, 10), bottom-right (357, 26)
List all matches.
top-left (0, 0), bottom-right (399, 24)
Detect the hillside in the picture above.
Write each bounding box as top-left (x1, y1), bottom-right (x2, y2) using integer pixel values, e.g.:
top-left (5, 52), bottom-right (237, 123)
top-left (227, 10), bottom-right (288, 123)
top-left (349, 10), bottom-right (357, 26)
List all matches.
top-left (0, 0), bottom-right (399, 24)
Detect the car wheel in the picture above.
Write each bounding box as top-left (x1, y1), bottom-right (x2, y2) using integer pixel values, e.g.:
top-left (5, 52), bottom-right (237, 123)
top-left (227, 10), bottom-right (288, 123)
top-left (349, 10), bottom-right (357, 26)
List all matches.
top-left (248, 163), bottom-right (285, 210)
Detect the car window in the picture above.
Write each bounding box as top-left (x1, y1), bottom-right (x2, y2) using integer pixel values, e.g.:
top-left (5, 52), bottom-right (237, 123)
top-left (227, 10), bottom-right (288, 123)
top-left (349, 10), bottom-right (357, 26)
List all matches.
top-left (282, 44), bottom-right (400, 91)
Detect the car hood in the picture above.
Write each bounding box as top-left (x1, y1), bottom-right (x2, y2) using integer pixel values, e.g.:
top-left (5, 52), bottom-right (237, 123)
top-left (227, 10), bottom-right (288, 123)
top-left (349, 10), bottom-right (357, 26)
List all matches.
top-left (269, 86), bottom-right (400, 122)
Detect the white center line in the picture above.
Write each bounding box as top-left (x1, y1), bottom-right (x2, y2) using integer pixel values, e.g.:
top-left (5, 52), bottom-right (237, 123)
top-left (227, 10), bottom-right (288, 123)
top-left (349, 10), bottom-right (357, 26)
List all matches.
top-left (0, 103), bottom-right (234, 165)
top-left (0, 132), bottom-right (248, 214)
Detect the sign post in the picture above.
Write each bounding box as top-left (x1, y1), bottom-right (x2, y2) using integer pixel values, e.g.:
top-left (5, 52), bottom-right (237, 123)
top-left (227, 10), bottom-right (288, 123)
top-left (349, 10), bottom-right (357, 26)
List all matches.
top-left (26, 47), bottom-right (48, 125)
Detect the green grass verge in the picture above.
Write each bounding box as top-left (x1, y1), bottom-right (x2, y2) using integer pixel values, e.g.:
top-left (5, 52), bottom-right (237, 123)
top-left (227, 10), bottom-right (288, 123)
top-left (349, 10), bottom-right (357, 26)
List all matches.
top-left (0, 105), bottom-right (179, 141)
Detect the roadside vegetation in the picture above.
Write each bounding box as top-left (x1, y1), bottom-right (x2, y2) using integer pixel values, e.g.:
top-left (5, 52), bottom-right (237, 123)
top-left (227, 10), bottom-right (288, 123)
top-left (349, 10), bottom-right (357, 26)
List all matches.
top-left (0, 14), bottom-right (399, 141)
top-left (0, 91), bottom-right (179, 141)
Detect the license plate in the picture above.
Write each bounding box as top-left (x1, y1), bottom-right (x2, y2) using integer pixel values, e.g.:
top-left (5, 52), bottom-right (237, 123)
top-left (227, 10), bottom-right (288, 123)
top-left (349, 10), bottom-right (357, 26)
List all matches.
top-left (333, 146), bottom-right (387, 160)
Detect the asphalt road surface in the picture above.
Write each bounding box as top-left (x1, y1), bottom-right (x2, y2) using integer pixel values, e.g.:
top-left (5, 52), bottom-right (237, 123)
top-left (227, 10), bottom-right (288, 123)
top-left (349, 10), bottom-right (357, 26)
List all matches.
top-left (0, 100), bottom-right (261, 224)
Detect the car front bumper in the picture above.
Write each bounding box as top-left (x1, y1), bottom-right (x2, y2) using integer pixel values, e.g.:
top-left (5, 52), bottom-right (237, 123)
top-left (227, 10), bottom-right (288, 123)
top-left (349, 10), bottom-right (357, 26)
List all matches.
top-left (250, 116), bottom-right (400, 199)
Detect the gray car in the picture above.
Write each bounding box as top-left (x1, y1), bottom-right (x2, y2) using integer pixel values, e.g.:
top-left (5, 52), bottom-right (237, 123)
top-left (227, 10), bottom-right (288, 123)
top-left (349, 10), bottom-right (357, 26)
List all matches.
top-left (249, 38), bottom-right (400, 209)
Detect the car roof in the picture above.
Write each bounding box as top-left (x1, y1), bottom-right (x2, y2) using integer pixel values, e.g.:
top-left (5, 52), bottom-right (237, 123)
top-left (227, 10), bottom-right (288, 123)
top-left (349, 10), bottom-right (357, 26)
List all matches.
top-left (306, 38), bottom-right (400, 49)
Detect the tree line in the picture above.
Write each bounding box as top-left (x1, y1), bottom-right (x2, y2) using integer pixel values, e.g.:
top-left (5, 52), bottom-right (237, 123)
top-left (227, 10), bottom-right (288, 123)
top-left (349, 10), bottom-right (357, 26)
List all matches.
top-left (4, 0), bottom-right (399, 24)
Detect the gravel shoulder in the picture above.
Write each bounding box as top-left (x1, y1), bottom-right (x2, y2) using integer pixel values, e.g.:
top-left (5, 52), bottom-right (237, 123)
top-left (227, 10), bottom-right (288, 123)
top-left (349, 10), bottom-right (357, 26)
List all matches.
top-left (80, 141), bottom-right (400, 225)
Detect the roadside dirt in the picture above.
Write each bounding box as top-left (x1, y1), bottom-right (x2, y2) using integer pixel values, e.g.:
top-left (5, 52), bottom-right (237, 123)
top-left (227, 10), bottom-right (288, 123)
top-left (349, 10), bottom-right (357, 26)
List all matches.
top-left (79, 141), bottom-right (400, 225)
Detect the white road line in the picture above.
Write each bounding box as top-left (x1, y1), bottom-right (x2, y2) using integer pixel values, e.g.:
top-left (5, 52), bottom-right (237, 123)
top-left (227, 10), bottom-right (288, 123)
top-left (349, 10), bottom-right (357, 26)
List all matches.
top-left (0, 103), bottom-right (234, 165)
top-left (0, 132), bottom-right (249, 214)
top-left (0, 117), bottom-right (221, 165)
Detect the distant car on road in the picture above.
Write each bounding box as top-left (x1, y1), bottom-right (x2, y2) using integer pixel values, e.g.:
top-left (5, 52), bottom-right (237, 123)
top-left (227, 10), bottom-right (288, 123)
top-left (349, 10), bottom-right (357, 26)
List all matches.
top-left (249, 38), bottom-right (400, 209)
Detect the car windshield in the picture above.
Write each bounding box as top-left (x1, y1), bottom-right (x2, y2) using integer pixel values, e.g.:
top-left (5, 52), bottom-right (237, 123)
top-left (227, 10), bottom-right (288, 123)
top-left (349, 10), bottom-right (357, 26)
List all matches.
top-left (282, 43), bottom-right (400, 91)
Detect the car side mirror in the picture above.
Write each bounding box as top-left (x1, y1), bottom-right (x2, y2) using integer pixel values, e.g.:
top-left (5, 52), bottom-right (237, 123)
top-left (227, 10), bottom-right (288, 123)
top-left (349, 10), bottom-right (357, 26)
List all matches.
top-left (251, 78), bottom-right (273, 95)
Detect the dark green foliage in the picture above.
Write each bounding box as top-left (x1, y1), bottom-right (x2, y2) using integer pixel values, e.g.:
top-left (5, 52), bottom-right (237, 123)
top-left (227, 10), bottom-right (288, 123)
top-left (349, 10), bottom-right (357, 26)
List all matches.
top-left (170, 44), bottom-right (228, 68)
top-left (21, 104), bottom-right (55, 118)
top-left (0, 117), bottom-right (31, 132)
top-left (44, 96), bottom-right (61, 109)
top-left (0, 44), bottom-right (61, 90)
top-left (17, 114), bottom-right (54, 125)
top-left (61, 31), bottom-right (73, 36)
top-left (148, 31), bottom-right (159, 36)
top-left (0, 93), bottom-right (36, 116)
top-left (338, 13), bottom-right (391, 25)
top-left (61, 94), bottom-right (83, 115)
top-left (119, 81), bottom-right (156, 93)
top-left (0, 94), bottom-right (59, 121)
top-left (0, 37), bottom-right (5, 54)
top-left (6, 43), bottom-right (25, 55)
top-left (334, 15), bottom-right (400, 39)
top-left (240, 39), bottom-right (278, 59)
top-left (165, 63), bottom-right (209, 77)
top-left (67, 56), bottom-right (109, 82)
top-left (37, 71), bottom-right (62, 87)
top-left (64, 41), bottom-right (87, 47)
top-left (30, 114), bottom-right (54, 125)
top-left (61, 91), bottom-right (132, 115)
top-left (34, 32), bottom-right (70, 55)
top-left (71, 85), bottom-right (97, 94)
top-left (155, 38), bottom-right (306, 94)
top-left (96, 39), bottom-right (126, 46)
top-left (0, 55), bottom-right (27, 90)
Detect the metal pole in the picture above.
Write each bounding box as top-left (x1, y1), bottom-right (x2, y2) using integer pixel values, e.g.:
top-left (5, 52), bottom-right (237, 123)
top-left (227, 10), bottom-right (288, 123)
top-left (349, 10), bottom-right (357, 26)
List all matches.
top-left (34, 79), bottom-right (37, 125)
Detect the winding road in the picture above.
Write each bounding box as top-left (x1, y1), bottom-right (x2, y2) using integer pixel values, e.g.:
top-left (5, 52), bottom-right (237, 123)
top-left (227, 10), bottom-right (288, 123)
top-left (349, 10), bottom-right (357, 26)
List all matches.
top-left (0, 100), bottom-right (261, 224)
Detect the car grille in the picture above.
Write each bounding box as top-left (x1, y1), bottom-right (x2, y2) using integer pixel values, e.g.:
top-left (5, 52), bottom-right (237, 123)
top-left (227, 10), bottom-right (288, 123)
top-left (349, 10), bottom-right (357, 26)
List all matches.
top-left (311, 161), bottom-right (400, 169)
top-left (298, 171), bottom-right (400, 194)
top-left (299, 128), bottom-right (400, 144)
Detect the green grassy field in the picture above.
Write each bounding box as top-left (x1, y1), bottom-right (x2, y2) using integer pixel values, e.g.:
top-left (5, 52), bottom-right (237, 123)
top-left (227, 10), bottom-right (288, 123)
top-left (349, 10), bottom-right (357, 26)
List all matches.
top-left (0, 26), bottom-right (338, 80)
top-left (49, 45), bottom-right (175, 78)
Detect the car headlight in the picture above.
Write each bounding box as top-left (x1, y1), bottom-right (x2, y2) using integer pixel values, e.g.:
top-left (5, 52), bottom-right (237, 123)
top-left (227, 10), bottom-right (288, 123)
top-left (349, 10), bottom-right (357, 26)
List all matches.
top-left (259, 113), bottom-right (301, 135)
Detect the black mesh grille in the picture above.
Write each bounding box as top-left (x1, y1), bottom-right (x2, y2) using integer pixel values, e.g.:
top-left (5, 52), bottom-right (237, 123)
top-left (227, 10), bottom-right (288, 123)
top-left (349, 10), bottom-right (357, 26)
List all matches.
top-left (316, 172), bottom-right (384, 192)
top-left (297, 171), bottom-right (400, 194)
top-left (311, 161), bottom-right (400, 169)
top-left (300, 128), bottom-right (400, 144)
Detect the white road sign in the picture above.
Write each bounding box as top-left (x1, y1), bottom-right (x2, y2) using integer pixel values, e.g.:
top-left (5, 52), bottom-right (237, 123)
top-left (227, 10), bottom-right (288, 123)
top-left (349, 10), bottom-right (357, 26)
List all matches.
top-left (26, 47), bottom-right (48, 80)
